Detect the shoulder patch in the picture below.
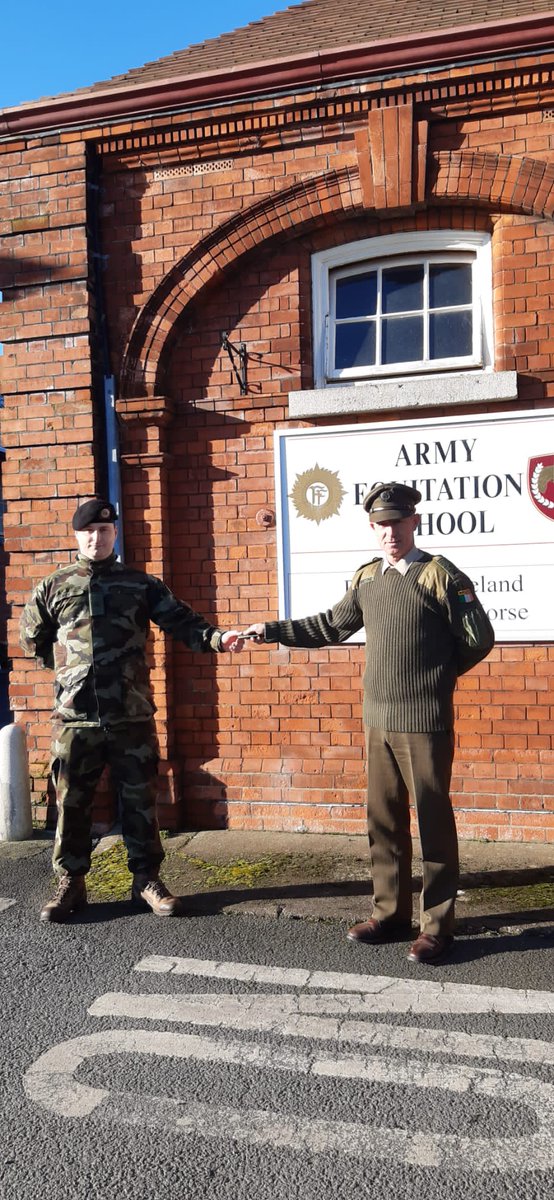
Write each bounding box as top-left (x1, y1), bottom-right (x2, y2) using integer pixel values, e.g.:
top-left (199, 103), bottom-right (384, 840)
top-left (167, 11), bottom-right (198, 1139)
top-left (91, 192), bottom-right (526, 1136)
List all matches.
top-left (457, 585), bottom-right (477, 605)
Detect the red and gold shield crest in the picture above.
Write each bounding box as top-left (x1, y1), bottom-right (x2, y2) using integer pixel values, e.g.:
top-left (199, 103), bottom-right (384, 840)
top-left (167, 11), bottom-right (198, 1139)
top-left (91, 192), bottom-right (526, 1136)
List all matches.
top-left (528, 455), bottom-right (554, 520)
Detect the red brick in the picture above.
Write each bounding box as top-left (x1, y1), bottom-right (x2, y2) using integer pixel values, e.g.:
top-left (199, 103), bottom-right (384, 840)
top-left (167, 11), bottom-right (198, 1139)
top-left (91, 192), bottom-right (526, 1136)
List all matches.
top-left (3, 47), bottom-right (554, 844)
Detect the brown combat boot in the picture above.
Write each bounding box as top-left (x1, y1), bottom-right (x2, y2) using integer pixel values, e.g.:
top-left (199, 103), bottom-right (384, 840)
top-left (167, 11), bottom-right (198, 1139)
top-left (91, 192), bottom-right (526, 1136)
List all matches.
top-left (132, 874), bottom-right (182, 917)
top-left (40, 875), bottom-right (87, 923)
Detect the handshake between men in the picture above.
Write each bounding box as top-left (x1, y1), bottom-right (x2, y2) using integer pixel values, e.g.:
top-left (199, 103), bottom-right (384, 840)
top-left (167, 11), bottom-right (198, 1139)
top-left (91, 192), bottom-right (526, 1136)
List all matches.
top-left (23, 484), bottom-right (495, 967)
top-left (228, 624), bottom-right (266, 650)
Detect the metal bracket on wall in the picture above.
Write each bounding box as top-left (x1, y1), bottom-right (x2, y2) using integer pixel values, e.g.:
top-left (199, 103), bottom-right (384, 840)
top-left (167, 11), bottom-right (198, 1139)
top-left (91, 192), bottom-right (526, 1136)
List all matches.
top-left (221, 332), bottom-right (248, 395)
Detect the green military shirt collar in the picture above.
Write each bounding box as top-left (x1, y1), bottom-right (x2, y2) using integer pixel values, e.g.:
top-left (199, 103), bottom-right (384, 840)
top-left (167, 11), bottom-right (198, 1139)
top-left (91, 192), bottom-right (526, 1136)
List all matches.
top-left (76, 551), bottom-right (118, 574)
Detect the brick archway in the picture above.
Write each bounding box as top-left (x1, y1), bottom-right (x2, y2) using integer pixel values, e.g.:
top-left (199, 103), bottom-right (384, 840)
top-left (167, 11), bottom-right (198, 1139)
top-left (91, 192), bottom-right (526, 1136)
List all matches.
top-left (431, 148), bottom-right (554, 217)
top-left (119, 165), bottom-right (363, 397)
top-left (120, 149), bottom-right (554, 397)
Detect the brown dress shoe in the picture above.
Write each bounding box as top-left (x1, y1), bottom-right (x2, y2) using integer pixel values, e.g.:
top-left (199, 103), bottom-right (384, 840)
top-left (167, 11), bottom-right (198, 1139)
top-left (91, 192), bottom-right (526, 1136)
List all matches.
top-left (132, 875), bottom-right (182, 917)
top-left (348, 918), bottom-right (412, 944)
top-left (40, 875), bottom-right (87, 923)
top-left (407, 933), bottom-right (453, 964)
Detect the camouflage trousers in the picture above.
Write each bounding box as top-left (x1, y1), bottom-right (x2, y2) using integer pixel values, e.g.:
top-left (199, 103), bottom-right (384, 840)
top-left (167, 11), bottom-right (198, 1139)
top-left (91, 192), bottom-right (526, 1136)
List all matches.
top-left (50, 720), bottom-right (164, 878)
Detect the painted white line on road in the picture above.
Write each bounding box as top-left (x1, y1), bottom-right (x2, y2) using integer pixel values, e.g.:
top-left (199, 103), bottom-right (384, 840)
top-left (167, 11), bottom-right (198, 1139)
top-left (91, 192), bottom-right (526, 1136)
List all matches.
top-left (135, 955), bottom-right (312, 987)
top-left (24, 1028), bottom-right (315, 1117)
top-left (174, 1093), bottom-right (547, 1170)
top-left (134, 955), bottom-right (554, 1013)
top-left (89, 991), bottom-right (554, 1066)
top-left (23, 1027), bottom-right (554, 1170)
top-left (0, 897), bottom-right (16, 912)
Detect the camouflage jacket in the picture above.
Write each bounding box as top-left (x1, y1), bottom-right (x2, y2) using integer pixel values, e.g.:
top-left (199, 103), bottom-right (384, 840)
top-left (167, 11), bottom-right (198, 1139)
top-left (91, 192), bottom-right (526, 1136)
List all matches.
top-left (20, 553), bottom-right (224, 726)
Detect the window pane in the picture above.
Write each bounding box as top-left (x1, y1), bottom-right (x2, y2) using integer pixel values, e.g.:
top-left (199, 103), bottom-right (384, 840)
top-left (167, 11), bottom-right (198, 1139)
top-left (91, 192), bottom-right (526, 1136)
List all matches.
top-left (430, 264), bottom-right (472, 309)
top-left (335, 322), bottom-right (376, 369)
top-left (382, 315), bottom-right (423, 363)
top-left (430, 310), bottom-right (473, 359)
top-left (382, 266), bottom-right (423, 314)
top-left (335, 272), bottom-right (377, 319)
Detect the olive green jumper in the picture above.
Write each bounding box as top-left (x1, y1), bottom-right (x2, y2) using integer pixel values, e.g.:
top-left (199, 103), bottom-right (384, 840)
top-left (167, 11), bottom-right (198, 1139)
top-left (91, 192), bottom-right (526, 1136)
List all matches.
top-left (265, 553), bottom-right (495, 731)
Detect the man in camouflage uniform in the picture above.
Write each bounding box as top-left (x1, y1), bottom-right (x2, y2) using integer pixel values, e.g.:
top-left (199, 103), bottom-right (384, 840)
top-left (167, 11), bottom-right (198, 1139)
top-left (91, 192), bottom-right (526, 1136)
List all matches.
top-left (245, 483), bottom-right (495, 964)
top-left (20, 498), bottom-right (244, 923)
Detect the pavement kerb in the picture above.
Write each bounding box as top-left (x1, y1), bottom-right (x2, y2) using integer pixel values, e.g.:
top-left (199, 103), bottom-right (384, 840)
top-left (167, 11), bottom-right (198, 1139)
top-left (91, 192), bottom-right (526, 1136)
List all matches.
top-left (116, 828), bottom-right (554, 931)
top-left (160, 829), bottom-right (554, 875)
top-left (1, 829), bottom-right (553, 932)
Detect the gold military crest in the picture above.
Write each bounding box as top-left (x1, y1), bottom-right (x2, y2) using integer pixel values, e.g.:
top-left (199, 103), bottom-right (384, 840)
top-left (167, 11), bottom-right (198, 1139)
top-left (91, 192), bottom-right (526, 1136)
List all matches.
top-left (289, 465), bottom-right (346, 524)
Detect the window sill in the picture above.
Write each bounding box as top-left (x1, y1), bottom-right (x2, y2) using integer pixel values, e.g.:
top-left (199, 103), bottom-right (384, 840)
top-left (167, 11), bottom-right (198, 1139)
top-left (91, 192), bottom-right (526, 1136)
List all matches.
top-left (288, 371), bottom-right (518, 418)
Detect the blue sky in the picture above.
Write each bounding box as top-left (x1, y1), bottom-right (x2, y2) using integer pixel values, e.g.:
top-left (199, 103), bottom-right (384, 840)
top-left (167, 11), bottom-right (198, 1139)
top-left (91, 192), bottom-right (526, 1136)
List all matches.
top-left (0, 1), bottom-right (306, 110)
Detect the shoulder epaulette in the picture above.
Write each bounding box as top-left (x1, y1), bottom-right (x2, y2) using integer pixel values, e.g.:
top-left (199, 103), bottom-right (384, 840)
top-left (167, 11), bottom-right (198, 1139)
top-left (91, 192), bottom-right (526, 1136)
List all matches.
top-left (351, 558), bottom-right (382, 588)
top-left (432, 554), bottom-right (464, 584)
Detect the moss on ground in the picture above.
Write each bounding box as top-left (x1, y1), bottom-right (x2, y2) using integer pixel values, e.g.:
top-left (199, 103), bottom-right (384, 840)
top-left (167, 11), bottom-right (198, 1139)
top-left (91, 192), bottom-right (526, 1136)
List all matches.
top-left (463, 880), bottom-right (554, 912)
top-left (185, 856), bottom-right (291, 890)
top-left (85, 846), bottom-right (296, 901)
top-left (87, 841), bottom-right (132, 902)
top-left (81, 838), bottom-right (554, 914)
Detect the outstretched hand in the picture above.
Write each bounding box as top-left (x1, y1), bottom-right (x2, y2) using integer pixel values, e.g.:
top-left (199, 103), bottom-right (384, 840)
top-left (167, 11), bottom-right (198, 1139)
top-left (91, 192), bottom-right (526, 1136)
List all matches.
top-left (242, 623), bottom-right (265, 644)
top-left (221, 630), bottom-right (246, 653)
top-left (221, 624), bottom-right (266, 651)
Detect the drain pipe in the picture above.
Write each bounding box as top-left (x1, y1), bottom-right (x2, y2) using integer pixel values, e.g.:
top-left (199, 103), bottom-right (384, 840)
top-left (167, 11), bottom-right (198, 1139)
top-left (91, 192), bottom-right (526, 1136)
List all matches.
top-left (87, 145), bottom-right (124, 560)
top-left (104, 374), bottom-right (124, 560)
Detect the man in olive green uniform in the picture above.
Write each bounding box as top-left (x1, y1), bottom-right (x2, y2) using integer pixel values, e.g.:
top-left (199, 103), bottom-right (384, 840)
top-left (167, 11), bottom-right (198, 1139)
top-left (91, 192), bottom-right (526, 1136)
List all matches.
top-left (245, 483), bottom-right (495, 964)
top-left (21, 498), bottom-right (243, 923)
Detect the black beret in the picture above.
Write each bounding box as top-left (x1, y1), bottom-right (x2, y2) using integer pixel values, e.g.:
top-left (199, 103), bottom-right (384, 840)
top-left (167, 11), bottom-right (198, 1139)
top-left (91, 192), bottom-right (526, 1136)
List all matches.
top-left (363, 481), bottom-right (422, 522)
top-left (72, 498), bottom-right (118, 531)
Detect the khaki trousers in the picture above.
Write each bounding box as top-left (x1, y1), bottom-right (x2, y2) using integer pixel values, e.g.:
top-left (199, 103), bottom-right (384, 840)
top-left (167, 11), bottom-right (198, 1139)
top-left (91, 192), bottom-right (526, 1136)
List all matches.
top-left (365, 728), bottom-right (458, 936)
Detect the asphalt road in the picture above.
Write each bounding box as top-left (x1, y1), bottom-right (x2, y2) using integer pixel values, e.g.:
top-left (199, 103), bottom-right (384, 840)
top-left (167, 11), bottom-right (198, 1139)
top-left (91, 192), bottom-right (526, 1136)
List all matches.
top-left (1, 845), bottom-right (553, 1200)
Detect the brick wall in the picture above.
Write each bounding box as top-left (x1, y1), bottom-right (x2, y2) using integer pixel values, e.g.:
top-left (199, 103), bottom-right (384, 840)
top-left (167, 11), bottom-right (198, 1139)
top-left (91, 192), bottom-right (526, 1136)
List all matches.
top-left (153, 210), bottom-right (554, 844)
top-left (2, 52), bottom-right (554, 840)
top-left (0, 136), bottom-right (97, 820)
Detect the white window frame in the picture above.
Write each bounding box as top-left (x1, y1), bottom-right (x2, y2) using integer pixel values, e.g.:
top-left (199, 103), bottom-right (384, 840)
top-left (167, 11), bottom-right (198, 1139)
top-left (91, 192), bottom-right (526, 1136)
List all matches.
top-left (312, 231), bottom-right (493, 388)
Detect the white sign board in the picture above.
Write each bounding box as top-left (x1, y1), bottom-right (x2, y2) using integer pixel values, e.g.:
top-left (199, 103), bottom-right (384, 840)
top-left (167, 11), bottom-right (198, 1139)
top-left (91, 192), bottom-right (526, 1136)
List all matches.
top-left (275, 409), bottom-right (554, 642)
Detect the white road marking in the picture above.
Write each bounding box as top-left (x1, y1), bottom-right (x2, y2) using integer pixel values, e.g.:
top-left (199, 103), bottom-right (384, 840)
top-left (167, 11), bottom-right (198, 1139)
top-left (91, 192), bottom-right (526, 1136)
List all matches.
top-left (134, 954), bottom-right (554, 1014)
top-left (23, 955), bottom-right (554, 1170)
top-left (89, 991), bottom-right (554, 1066)
top-left (0, 897), bottom-right (16, 912)
top-left (23, 1026), bottom-right (554, 1170)
top-left (135, 955), bottom-right (311, 986)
